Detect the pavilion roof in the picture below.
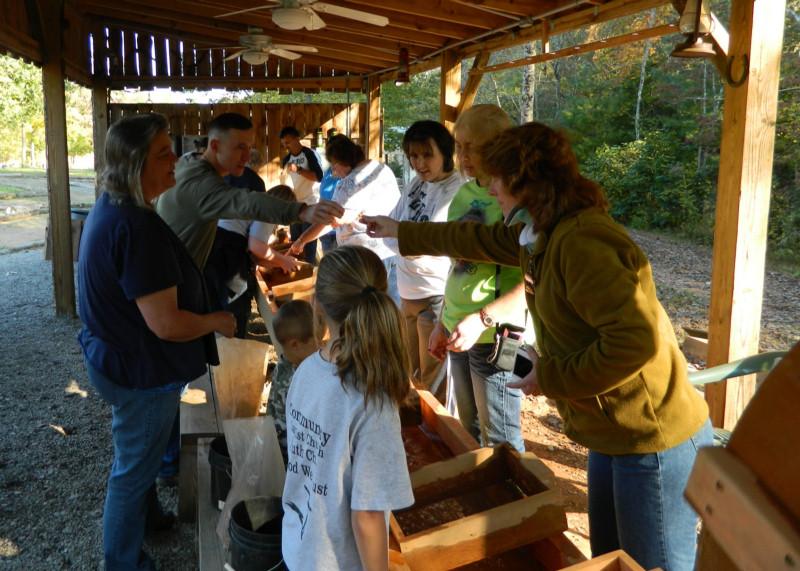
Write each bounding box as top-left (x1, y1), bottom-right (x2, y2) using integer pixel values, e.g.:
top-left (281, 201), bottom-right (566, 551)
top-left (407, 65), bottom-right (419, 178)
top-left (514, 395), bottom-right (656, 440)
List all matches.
top-left (0, 0), bottom-right (671, 91)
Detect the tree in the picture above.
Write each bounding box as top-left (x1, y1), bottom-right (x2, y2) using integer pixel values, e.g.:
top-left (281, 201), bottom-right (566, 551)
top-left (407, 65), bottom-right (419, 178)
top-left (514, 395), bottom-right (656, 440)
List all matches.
top-left (0, 54), bottom-right (95, 165)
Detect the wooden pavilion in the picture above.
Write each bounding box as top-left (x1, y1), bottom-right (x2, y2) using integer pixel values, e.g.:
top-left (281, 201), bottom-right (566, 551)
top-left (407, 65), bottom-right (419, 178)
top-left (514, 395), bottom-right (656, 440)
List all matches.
top-left (0, 0), bottom-right (787, 432)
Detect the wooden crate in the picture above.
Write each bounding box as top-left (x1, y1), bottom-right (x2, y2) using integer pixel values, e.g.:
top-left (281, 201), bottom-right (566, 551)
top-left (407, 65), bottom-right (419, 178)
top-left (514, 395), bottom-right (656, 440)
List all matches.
top-left (400, 389), bottom-right (479, 473)
top-left (558, 550), bottom-right (652, 571)
top-left (390, 444), bottom-right (568, 570)
top-left (260, 260), bottom-right (314, 288)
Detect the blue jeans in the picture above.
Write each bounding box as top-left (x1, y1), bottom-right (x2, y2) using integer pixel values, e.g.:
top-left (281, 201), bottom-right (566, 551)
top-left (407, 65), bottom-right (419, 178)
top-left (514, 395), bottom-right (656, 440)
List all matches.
top-left (588, 420), bottom-right (713, 571)
top-left (319, 232), bottom-right (337, 254)
top-left (290, 221), bottom-right (317, 265)
top-left (88, 363), bottom-right (181, 570)
top-left (449, 343), bottom-right (524, 452)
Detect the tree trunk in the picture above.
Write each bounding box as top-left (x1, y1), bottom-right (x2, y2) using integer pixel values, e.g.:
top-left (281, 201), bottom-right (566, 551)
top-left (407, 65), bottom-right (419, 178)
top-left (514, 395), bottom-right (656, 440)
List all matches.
top-left (634, 39), bottom-right (650, 140)
top-left (634, 10), bottom-right (655, 140)
top-left (552, 61), bottom-right (562, 115)
top-left (520, 42), bottom-right (536, 123)
top-left (488, 73), bottom-right (503, 109)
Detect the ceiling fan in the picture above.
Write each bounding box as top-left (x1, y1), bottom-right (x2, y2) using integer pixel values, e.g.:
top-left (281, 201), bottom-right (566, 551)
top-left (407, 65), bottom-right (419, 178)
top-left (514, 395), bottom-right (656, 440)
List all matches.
top-left (215, 0), bottom-right (389, 32)
top-left (211, 33), bottom-right (319, 64)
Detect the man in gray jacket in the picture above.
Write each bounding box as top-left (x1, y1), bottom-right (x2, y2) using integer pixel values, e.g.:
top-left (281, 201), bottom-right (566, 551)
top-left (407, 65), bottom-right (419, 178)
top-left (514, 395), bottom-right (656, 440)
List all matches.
top-left (157, 113), bottom-right (343, 269)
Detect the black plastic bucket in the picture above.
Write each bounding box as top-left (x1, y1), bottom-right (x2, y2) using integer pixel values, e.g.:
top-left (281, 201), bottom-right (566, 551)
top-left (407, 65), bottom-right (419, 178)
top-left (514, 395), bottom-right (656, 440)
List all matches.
top-left (208, 436), bottom-right (232, 510)
top-left (229, 496), bottom-right (285, 571)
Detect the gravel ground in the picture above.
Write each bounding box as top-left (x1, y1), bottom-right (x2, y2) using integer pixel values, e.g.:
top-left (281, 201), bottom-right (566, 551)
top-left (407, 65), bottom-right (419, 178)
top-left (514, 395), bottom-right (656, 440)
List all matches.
top-left (0, 230), bottom-right (797, 570)
top-left (0, 250), bottom-right (195, 570)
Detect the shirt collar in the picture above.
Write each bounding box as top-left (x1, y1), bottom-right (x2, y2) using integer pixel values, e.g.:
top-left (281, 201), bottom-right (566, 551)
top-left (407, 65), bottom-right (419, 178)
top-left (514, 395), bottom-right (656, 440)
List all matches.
top-left (506, 206), bottom-right (538, 249)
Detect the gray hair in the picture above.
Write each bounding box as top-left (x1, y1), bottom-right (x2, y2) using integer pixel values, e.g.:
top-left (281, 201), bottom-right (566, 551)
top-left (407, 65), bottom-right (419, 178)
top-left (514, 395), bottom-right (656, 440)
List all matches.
top-left (102, 113), bottom-right (170, 208)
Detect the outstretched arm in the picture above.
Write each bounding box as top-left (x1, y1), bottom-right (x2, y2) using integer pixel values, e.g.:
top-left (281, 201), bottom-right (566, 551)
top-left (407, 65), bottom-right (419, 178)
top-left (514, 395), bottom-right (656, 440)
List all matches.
top-left (248, 236), bottom-right (300, 273)
top-left (288, 223), bottom-right (332, 256)
top-left (363, 215), bottom-right (521, 267)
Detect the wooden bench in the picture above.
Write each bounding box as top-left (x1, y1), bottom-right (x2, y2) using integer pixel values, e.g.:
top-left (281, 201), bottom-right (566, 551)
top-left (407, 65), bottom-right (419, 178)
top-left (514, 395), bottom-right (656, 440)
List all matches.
top-left (179, 373), bottom-right (221, 523)
top-left (197, 437), bottom-right (226, 570)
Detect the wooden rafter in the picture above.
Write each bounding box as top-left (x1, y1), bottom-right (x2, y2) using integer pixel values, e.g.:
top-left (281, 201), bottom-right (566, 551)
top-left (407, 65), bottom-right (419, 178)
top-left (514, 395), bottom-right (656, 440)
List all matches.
top-left (460, 0), bottom-right (671, 57)
top-left (457, 51), bottom-right (489, 114)
top-left (106, 75), bottom-right (359, 91)
top-left (0, 20), bottom-right (40, 63)
top-left (477, 23), bottom-right (679, 74)
top-left (342, 0), bottom-right (510, 29)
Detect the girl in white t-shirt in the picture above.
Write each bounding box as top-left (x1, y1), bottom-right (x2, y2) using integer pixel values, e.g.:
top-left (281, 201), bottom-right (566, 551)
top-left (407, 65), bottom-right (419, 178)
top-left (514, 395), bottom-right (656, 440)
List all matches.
top-left (386, 120), bottom-right (464, 400)
top-left (281, 245), bottom-right (414, 571)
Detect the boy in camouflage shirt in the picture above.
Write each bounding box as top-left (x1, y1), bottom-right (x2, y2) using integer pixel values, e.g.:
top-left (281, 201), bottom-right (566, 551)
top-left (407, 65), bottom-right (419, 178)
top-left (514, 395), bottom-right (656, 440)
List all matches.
top-left (267, 300), bottom-right (318, 459)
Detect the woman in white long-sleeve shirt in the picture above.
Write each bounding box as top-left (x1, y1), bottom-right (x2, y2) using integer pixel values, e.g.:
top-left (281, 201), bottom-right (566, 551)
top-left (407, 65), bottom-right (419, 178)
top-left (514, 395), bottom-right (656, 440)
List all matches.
top-left (387, 121), bottom-right (464, 399)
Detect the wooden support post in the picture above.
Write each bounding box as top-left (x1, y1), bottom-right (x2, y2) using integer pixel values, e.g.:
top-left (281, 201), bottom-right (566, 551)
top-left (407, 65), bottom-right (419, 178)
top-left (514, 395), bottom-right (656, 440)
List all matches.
top-left (37, 0), bottom-right (75, 317)
top-left (439, 50), bottom-right (461, 132)
top-left (705, 0), bottom-right (786, 430)
top-left (91, 85), bottom-right (108, 197)
top-left (365, 78), bottom-right (382, 161)
top-left (457, 51), bottom-right (488, 116)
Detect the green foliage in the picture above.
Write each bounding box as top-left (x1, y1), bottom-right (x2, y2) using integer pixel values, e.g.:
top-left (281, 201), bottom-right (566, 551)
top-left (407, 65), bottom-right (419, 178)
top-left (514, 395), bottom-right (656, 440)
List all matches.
top-left (381, 71), bottom-right (441, 150)
top-left (585, 131), bottom-right (714, 233)
top-left (0, 55), bottom-right (94, 165)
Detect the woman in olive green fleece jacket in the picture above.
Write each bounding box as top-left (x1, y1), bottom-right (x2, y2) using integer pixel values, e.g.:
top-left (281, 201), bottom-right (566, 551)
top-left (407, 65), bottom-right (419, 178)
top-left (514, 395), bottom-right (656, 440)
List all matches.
top-left (363, 123), bottom-right (712, 571)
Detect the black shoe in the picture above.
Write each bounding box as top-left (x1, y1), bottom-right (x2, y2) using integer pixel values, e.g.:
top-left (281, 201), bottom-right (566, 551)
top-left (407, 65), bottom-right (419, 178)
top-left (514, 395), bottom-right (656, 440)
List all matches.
top-left (145, 485), bottom-right (176, 533)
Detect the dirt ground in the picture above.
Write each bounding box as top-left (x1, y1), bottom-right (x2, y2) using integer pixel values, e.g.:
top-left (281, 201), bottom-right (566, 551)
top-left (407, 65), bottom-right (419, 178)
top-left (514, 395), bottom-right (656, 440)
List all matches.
top-left (0, 171), bottom-right (797, 568)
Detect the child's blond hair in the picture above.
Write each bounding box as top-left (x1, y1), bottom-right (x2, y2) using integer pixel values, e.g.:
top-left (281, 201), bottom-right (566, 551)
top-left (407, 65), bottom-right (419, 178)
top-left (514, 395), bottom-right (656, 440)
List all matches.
top-left (314, 246), bottom-right (411, 407)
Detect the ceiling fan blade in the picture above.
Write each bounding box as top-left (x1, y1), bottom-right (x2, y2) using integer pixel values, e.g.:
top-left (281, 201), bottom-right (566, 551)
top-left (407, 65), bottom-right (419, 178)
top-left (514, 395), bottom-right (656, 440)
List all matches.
top-left (305, 8), bottom-right (326, 31)
top-left (271, 44), bottom-right (318, 53)
top-left (270, 48), bottom-right (302, 61)
top-left (313, 2), bottom-right (388, 27)
top-left (224, 49), bottom-right (247, 61)
top-left (215, 2), bottom-right (278, 19)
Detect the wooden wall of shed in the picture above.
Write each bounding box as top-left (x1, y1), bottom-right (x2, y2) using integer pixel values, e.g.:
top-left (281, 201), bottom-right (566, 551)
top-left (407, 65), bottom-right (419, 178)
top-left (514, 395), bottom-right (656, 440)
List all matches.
top-left (107, 102), bottom-right (366, 187)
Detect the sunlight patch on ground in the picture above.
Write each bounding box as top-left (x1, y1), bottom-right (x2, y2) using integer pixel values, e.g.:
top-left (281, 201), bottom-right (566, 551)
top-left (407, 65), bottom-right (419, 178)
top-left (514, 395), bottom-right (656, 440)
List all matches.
top-left (64, 379), bottom-right (88, 398)
top-left (0, 537), bottom-right (20, 557)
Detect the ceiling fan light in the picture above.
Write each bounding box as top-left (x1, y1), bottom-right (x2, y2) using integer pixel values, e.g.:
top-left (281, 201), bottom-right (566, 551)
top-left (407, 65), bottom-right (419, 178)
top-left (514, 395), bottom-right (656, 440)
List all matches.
top-left (670, 35), bottom-right (717, 59)
top-left (273, 8), bottom-right (309, 31)
top-left (242, 51), bottom-right (269, 65)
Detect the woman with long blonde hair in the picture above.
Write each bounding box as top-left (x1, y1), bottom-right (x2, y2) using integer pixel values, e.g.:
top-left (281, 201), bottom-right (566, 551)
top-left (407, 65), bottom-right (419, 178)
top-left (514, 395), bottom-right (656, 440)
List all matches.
top-left (281, 245), bottom-right (414, 571)
top-left (426, 104), bottom-right (527, 451)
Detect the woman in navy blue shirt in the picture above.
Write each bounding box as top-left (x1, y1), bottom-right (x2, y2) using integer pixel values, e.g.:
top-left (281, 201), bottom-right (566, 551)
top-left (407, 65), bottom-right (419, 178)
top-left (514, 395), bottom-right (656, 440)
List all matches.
top-left (78, 113), bottom-right (235, 570)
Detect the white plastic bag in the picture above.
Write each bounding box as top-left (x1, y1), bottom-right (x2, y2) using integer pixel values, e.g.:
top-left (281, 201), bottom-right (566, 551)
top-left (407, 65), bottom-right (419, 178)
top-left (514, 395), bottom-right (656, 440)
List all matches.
top-left (216, 415), bottom-right (286, 549)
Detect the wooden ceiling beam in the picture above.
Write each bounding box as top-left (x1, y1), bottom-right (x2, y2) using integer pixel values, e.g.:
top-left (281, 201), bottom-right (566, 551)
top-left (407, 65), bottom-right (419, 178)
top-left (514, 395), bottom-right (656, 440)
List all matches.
top-left (107, 75), bottom-right (361, 91)
top-left (373, 55), bottom-right (444, 86)
top-left (81, 9), bottom-right (384, 73)
top-left (476, 23), bottom-right (678, 73)
top-left (336, 0), bottom-right (508, 29)
top-left (79, 0), bottom-right (437, 54)
top-left (445, 0), bottom-right (562, 18)
top-left (149, 0), bottom-right (484, 40)
top-left (459, 0), bottom-right (671, 56)
top-left (196, 0), bottom-right (502, 32)
top-left (86, 18), bottom-right (386, 80)
top-left (0, 20), bottom-right (40, 63)
top-left (322, 23), bottom-right (442, 49)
